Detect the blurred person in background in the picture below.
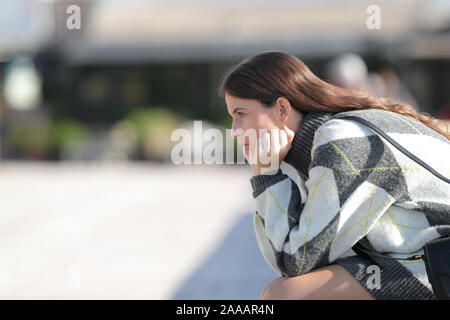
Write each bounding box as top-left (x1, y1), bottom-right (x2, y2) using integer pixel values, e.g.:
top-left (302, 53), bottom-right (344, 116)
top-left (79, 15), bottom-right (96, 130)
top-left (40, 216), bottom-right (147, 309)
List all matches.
top-left (219, 51), bottom-right (450, 300)
top-left (325, 53), bottom-right (372, 92)
top-left (325, 54), bottom-right (419, 111)
top-left (373, 66), bottom-right (419, 111)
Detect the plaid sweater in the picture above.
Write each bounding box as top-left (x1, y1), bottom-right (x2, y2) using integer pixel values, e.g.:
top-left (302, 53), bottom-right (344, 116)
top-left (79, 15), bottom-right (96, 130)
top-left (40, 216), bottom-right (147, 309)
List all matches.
top-left (250, 109), bottom-right (450, 292)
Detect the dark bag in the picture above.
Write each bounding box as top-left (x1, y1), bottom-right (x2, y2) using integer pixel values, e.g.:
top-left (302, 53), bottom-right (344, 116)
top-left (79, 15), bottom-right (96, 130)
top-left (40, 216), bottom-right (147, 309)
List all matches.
top-left (338, 115), bottom-right (450, 300)
top-left (423, 237), bottom-right (450, 300)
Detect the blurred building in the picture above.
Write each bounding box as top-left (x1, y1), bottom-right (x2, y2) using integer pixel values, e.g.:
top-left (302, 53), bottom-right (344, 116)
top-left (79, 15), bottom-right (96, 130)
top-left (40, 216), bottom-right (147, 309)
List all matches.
top-left (0, 0), bottom-right (449, 160)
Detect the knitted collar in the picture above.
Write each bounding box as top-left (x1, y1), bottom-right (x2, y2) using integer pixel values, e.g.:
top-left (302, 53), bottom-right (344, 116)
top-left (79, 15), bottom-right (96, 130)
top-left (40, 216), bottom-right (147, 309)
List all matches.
top-left (283, 112), bottom-right (336, 179)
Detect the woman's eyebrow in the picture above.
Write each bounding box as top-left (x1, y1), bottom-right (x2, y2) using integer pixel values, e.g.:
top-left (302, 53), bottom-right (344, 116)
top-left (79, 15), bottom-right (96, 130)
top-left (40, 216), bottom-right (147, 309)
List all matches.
top-left (232, 107), bottom-right (247, 114)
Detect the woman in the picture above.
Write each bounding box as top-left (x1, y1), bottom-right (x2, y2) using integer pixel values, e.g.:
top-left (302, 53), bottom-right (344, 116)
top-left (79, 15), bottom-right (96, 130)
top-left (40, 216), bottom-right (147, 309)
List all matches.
top-left (218, 51), bottom-right (450, 300)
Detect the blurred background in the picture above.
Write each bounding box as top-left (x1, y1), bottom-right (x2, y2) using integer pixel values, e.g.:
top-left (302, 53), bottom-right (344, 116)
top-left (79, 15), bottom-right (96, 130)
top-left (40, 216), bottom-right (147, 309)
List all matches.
top-left (0, 0), bottom-right (449, 299)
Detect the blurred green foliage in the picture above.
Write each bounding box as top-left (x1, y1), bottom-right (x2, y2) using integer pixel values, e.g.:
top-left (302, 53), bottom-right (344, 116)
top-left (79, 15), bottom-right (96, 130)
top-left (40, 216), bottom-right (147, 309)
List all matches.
top-left (7, 105), bottom-right (231, 161)
top-left (124, 107), bottom-right (184, 161)
top-left (10, 123), bottom-right (52, 160)
top-left (50, 119), bottom-right (88, 150)
top-left (220, 116), bottom-right (232, 131)
top-left (9, 118), bottom-right (88, 160)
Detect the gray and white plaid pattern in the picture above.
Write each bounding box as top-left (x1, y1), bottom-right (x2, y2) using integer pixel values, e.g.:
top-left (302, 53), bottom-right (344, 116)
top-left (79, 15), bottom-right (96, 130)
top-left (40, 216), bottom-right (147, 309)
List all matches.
top-left (250, 109), bottom-right (450, 298)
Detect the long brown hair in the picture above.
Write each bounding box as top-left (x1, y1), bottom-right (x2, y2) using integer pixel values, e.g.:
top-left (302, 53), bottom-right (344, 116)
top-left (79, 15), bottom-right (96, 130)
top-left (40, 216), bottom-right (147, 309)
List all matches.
top-left (218, 51), bottom-right (450, 140)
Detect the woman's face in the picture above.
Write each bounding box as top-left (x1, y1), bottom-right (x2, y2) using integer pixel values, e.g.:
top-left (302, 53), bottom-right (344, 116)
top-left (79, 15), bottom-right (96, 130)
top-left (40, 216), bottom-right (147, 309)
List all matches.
top-left (225, 94), bottom-right (283, 153)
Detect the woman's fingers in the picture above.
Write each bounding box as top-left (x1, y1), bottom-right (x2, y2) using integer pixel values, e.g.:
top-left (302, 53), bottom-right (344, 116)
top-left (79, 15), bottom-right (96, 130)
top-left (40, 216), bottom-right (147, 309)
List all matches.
top-left (278, 125), bottom-right (295, 160)
top-left (248, 126), bottom-right (295, 166)
top-left (247, 136), bottom-right (258, 165)
top-left (243, 125), bottom-right (296, 175)
top-left (258, 130), bottom-right (280, 174)
top-left (279, 129), bottom-right (288, 149)
top-left (271, 129), bottom-right (281, 155)
top-left (283, 125), bottom-right (295, 143)
top-left (260, 133), bottom-right (272, 166)
top-left (258, 135), bottom-right (265, 157)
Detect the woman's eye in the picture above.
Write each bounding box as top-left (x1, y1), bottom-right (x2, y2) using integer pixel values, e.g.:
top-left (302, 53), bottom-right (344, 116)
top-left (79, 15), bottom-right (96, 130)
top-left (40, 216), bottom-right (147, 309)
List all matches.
top-left (237, 112), bottom-right (246, 117)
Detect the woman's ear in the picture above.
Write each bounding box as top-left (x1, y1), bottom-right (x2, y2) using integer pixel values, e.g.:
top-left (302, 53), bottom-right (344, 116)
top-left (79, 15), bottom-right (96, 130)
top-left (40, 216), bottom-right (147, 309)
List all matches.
top-left (277, 97), bottom-right (292, 122)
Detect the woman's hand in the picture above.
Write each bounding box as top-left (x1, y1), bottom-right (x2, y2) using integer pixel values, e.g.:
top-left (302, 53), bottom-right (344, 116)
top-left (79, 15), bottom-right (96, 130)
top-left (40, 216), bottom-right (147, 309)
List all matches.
top-left (246, 125), bottom-right (295, 176)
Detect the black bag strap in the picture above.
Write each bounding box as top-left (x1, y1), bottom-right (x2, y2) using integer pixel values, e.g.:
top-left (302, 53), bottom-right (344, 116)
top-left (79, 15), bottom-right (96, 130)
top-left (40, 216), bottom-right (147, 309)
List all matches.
top-left (339, 115), bottom-right (450, 262)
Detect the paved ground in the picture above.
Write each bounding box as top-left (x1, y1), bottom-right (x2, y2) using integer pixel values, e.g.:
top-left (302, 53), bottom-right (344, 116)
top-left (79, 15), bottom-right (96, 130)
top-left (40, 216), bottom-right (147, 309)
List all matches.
top-left (0, 162), bottom-right (278, 299)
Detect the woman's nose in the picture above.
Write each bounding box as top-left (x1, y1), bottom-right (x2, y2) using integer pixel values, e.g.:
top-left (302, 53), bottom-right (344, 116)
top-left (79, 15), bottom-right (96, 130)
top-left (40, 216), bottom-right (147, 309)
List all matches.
top-left (230, 122), bottom-right (240, 139)
top-left (230, 129), bottom-right (239, 141)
